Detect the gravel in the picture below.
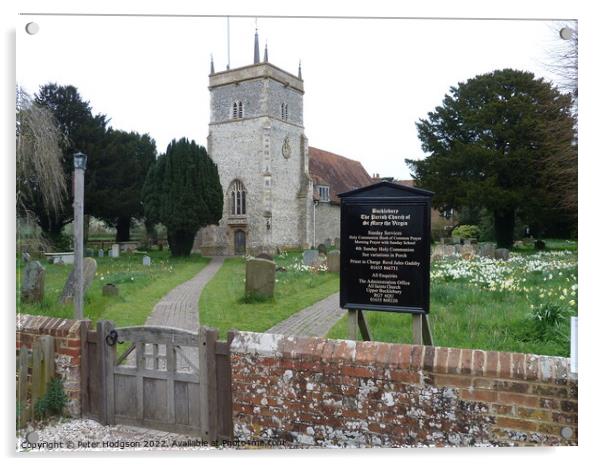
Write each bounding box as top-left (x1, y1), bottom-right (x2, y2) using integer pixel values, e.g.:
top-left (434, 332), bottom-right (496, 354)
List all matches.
top-left (16, 418), bottom-right (214, 452)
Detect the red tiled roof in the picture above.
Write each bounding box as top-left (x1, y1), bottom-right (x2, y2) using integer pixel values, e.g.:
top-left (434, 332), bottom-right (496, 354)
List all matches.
top-left (308, 147), bottom-right (374, 204)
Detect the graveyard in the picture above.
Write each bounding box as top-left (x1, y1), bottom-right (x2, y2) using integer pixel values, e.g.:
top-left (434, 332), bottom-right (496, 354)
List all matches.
top-left (17, 239), bottom-right (576, 356)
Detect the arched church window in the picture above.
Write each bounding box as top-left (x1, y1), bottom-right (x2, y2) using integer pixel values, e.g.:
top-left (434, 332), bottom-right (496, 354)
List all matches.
top-left (229, 179), bottom-right (247, 215)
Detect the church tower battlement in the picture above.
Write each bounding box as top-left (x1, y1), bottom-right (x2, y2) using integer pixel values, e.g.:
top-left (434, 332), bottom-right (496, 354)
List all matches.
top-left (197, 30), bottom-right (312, 256)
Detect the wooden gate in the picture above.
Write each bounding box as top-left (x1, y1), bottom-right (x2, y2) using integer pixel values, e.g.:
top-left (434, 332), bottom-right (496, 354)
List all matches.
top-left (81, 320), bottom-right (234, 441)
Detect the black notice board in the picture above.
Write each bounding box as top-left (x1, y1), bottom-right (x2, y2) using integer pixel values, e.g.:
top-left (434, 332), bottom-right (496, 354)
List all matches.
top-left (339, 181), bottom-right (434, 314)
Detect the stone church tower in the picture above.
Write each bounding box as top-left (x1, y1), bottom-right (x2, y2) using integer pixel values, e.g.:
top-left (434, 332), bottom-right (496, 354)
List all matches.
top-left (195, 31), bottom-right (313, 256)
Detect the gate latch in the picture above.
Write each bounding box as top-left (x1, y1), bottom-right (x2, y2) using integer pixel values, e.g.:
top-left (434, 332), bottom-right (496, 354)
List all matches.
top-left (105, 329), bottom-right (119, 346)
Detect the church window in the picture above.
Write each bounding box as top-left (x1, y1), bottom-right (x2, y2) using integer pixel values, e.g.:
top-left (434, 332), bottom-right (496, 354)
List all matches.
top-left (318, 185), bottom-right (330, 202)
top-left (281, 103), bottom-right (288, 120)
top-left (232, 101), bottom-right (244, 119)
top-left (229, 180), bottom-right (247, 215)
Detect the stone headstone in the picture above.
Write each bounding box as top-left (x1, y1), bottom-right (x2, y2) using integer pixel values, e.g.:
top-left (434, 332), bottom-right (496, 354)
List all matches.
top-left (327, 250), bottom-right (340, 273)
top-left (21, 260), bottom-right (45, 303)
top-left (111, 244), bottom-right (120, 258)
top-left (479, 243), bottom-right (496, 259)
top-left (495, 248), bottom-right (510, 261)
top-left (245, 258), bottom-right (275, 299)
top-left (431, 244), bottom-right (445, 261)
top-left (303, 249), bottom-right (319, 266)
top-left (325, 238), bottom-right (332, 247)
top-left (98, 248), bottom-right (104, 257)
top-left (102, 283), bottom-right (119, 296)
top-left (334, 238), bottom-right (340, 249)
top-left (317, 243), bottom-right (327, 256)
top-left (257, 252), bottom-right (273, 261)
top-left (58, 257), bottom-right (97, 305)
top-left (142, 255), bottom-right (151, 266)
top-left (460, 244), bottom-right (477, 260)
top-left (107, 249), bottom-right (112, 257)
top-left (467, 238), bottom-right (478, 245)
top-left (452, 236), bottom-right (462, 245)
top-left (22, 251), bottom-right (31, 262)
top-left (442, 237), bottom-right (454, 245)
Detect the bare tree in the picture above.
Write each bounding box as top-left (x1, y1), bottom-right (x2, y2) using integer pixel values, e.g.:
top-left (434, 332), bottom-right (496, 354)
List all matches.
top-left (16, 86), bottom-right (67, 218)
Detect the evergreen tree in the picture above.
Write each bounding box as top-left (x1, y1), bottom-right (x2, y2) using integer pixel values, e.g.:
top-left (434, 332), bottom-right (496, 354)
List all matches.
top-left (143, 138), bottom-right (223, 256)
top-left (32, 83), bottom-right (108, 244)
top-left (406, 69), bottom-right (576, 247)
top-left (88, 129), bottom-right (157, 241)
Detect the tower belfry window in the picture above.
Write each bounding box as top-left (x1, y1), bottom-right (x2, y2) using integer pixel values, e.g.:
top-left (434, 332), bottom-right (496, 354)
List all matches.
top-left (281, 103), bottom-right (288, 121)
top-left (232, 101), bottom-right (244, 119)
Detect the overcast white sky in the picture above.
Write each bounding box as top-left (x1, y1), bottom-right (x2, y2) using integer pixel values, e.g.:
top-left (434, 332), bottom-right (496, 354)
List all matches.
top-left (16, 15), bottom-right (575, 180)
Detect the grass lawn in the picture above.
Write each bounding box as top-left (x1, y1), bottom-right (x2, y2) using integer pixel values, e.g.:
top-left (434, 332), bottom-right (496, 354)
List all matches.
top-left (328, 240), bottom-right (577, 357)
top-left (17, 251), bottom-right (210, 327)
top-left (199, 251), bottom-right (339, 338)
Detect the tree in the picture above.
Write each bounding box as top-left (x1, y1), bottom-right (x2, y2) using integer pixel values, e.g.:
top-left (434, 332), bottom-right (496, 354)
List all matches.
top-left (32, 83), bottom-right (108, 244)
top-left (406, 69), bottom-right (576, 247)
top-left (16, 87), bottom-right (66, 219)
top-left (143, 138), bottom-right (223, 256)
top-left (87, 129), bottom-right (157, 241)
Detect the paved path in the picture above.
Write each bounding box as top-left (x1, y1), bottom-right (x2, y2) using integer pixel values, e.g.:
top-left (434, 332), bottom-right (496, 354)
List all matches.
top-left (266, 292), bottom-right (346, 337)
top-left (145, 256), bottom-right (224, 331)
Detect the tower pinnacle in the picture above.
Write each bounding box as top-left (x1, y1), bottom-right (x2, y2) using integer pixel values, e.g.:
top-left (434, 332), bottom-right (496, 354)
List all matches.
top-left (254, 29), bottom-right (260, 64)
top-left (210, 54), bottom-right (215, 74)
top-left (264, 42), bottom-right (269, 62)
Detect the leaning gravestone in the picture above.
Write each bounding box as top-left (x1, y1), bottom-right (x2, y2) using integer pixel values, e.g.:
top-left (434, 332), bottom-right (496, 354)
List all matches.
top-left (327, 250), bottom-right (340, 273)
top-left (142, 255), bottom-right (151, 266)
top-left (111, 244), bottom-right (120, 258)
top-left (21, 261), bottom-right (45, 303)
top-left (58, 257), bottom-right (97, 305)
top-left (245, 258), bottom-right (275, 299)
top-left (495, 248), bottom-right (510, 261)
top-left (98, 248), bottom-right (104, 257)
top-left (317, 243), bottom-right (327, 256)
top-left (303, 249), bottom-right (319, 266)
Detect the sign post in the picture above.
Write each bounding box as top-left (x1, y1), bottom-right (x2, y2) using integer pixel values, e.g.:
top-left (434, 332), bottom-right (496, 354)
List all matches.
top-left (339, 181), bottom-right (434, 345)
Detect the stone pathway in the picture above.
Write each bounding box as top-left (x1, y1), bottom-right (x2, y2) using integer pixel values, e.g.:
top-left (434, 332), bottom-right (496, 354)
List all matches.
top-left (145, 256), bottom-right (224, 331)
top-left (266, 292), bottom-right (346, 337)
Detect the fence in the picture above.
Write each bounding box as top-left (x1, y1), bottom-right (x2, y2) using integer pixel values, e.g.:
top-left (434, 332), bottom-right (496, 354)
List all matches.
top-left (16, 335), bottom-right (55, 426)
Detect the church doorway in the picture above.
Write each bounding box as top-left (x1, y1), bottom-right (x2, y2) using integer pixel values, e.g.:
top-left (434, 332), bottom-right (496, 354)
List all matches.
top-left (234, 229), bottom-right (246, 255)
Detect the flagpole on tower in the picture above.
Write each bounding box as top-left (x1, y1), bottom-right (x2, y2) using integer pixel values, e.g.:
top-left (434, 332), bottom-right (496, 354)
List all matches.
top-left (227, 16), bottom-right (231, 70)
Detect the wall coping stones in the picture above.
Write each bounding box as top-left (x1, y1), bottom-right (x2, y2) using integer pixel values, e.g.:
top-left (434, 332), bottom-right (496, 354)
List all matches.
top-left (230, 331), bottom-right (574, 385)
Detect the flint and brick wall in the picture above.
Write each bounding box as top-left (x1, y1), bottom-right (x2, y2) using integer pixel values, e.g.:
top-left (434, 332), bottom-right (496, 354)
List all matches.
top-left (16, 314), bottom-right (85, 417)
top-left (230, 332), bottom-right (577, 447)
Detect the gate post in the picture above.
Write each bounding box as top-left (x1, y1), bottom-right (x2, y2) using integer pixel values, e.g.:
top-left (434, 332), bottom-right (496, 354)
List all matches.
top-left (199, 326), bottom-right (218, 443)
top-left (97, 320), bottom-right (116, 425)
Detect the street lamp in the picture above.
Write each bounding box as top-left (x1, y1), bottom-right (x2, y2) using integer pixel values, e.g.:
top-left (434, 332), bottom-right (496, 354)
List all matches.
top-left (73, 151), bottom-right (87, 319)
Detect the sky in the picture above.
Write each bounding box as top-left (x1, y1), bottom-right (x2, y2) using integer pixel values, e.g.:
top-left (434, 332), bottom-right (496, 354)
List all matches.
top-left (16, 14), bottom-right (575, 180)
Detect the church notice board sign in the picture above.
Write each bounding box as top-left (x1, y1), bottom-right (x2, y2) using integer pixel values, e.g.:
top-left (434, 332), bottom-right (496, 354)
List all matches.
top-left (339, 181), bottom-right (434, 314)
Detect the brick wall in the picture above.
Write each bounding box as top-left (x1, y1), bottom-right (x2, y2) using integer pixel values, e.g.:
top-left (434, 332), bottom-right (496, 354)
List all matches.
top-left (16, 314), bottom-right (85, 417)
top-left (230, 332), bottom-right (577, 447)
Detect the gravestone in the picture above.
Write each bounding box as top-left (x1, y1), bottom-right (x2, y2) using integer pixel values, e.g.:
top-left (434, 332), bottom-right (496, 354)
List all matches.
top-left (325, 238), bottom-right (332, 247)
top-left (257, 252), bottom-right (273, 261)
top-left (58, 257), bottom-right (97, 305)
top-left (317, 243), bottom-right (327, 256)
top-left (21, 261), bottom-right (45, 303)
top-left (303, 249), bottom-right (319, 266)
top-left (98, 248), bottom-right (104, 257)
top-left (495, 248), bottom-right (510, 261)
top-left (102, 283), bottom-right (119, 296)
top-left (142, 255), bottom-right (151, 266)
top-left (111, 244), bottom-right (120, 258)
top-left (334, 237), bottom-right (340, 249)
top-left (22, 251), bottom-right (31, 262)
top-left (460, 244), bottom-right (477, 260)
top-left (327, 250), bottom-right (340, 273)
top-left (479, 242), bottom-right (496, 259)
top-left (245, 258), bottom-right (275, 299)
top-left (431, 244), bottom-right (444, 261)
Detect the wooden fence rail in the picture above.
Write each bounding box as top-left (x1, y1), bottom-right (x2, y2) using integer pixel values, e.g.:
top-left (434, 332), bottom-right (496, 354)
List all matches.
top-left (16, 335), bottom-right (55, 427)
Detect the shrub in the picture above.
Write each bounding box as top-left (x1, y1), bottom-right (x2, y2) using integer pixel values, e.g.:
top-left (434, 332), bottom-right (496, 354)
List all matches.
top-left (452, 224), bottom-right (481, 240)
top-left (34, 377), bottom-right (69, 420)
top-left (521, 303), bottom-right (571, 346)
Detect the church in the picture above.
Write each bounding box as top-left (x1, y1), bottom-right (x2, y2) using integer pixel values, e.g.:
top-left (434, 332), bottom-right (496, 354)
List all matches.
top-left (193, 32), bottom-right (374, 256)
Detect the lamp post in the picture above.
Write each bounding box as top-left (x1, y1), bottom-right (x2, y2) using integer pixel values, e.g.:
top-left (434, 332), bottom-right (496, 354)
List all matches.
top-left (73, 151), bottom-right (87, 319)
